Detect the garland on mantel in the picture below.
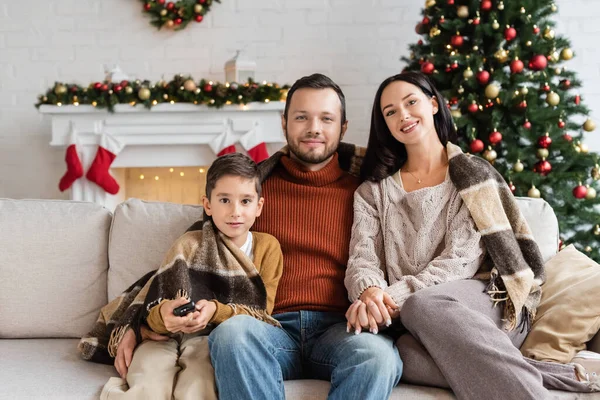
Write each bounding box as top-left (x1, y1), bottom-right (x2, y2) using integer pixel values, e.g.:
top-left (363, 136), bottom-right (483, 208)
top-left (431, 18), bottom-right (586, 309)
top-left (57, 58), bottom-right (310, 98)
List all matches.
top-left (35, 75), bottom-right (289, 112)
top-left (141, 0), bottom-right (219, 30)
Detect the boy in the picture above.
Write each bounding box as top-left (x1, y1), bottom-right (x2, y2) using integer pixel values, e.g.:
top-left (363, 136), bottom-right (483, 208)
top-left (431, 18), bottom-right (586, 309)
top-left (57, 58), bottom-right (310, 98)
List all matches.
top-left (92, 153), bottom-right (283, 400)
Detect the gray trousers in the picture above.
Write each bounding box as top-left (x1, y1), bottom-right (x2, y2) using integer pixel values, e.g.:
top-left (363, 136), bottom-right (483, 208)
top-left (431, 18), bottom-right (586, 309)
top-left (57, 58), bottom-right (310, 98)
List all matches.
top-left (397, 279), bottom-right (593, 400)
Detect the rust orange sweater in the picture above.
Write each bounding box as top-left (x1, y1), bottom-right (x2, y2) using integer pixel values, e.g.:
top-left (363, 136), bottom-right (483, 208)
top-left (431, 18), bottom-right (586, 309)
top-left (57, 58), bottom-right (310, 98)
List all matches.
top-left (253, 153), bottom-right (359, 315)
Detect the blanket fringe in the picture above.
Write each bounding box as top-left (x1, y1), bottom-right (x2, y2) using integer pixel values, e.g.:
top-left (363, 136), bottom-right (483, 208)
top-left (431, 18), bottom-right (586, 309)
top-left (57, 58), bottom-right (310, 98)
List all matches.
top-left (107, 324), bottom-right (129, 358)
top-left (229, 304), bottom-right (281, 327)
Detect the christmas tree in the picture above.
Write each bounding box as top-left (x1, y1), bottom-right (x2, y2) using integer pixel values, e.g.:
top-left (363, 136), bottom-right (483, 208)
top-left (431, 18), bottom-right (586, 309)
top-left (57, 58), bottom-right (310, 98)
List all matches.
top-left (403, 0), bottom-right (600, 260)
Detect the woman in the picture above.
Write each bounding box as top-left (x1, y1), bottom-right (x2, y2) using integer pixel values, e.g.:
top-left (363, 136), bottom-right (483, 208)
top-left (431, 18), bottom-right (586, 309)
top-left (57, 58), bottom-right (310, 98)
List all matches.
top-left (344, 71), bottom-right (596, 398)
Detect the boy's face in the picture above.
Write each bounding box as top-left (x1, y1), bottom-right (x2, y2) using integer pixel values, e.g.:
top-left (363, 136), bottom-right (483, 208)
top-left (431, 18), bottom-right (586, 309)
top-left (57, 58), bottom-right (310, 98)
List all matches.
top-left (202, 175), bottom-right (264, 248)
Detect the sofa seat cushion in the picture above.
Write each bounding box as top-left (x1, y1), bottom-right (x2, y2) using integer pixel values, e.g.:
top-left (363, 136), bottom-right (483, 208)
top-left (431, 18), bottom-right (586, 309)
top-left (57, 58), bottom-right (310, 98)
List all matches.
top-left (0, 339), bottom-right (114, 399)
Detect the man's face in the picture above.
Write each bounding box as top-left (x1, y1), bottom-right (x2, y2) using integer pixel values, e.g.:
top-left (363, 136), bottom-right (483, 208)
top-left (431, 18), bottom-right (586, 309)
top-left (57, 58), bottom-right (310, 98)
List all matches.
top-left (282, 88), bottom-right (347, 168)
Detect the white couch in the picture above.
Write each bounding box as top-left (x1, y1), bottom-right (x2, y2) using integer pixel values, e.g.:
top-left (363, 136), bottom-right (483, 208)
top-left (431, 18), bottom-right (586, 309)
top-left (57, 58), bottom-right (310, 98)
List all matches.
top-left (0, 197), bottom-right (598, 400)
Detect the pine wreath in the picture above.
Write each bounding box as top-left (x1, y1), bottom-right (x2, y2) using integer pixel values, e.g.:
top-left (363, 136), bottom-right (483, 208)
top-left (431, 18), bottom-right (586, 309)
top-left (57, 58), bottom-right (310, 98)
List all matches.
top-left (141, 0), bottom-right (220, 30)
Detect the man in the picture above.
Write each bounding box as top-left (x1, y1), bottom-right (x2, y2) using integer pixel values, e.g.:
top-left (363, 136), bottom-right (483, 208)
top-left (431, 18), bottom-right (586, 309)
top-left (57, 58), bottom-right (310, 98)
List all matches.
top-left (115, 74), bottom-right (403, 399)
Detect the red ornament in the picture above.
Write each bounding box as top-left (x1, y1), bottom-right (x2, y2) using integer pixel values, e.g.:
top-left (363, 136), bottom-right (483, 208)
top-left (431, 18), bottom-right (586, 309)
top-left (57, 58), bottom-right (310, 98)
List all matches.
top-left (523, 120), bottom-right (532, 129)
top-left (534, 160), bottom-right (552, 176)
top-left (481, 0), bottom-right (492, 11)
top-left (174, 18), bottom-right (183, 25)
top-left (533, 26), bottom-right (541, 34)
top-left (120, 80), bottom-right (129, 87)
top-left (415, 23), bottom-right (424, 34)
top-left (144, 3), bottom-right (151, 11)
top-left (537, 135), bottom-right (552, 148)
top-left (563, 133), bottom-right (573, 142)
top-left (518, 100), bottom-right (528, 110)
top-left (93, 82), bottom-right (103, 90)
top-left (541, 83), bottom-right (551, 92)
top-left (418, 40), bottom-right (423, 45)
top-left (450, 97), bottom-right (459, 105)
top-left (489, 130), bottom-right (503, 144)
top-left (451, 35), bottom-right (464, 47)
top-left (447, 0), bottom-right (454, 4)
top-left (101, 84), bottom-right (108, 91)
top-left (504, 27), bottom-right (517, 41)
top-left (558, 119), bottom-right (566, 128)
top-left (158, 0), bottom-right (165, 4)
top-left (422, 17), bottom-right (430, 25)
top-left (468, 102), bottom-right (479, 113)
top-left (575, 95), bottom-right (581, 105)
top-left (203, 83), bottom-right (213, 92)
top-left (510, 59), bottom-right (524, 74)
top-left (470, 139), bottom-right (485, 153)
top-left (476, 70), bottom-right (490, 85)
top-left (199, 0), bottom-right (206, 3)
top-left (485, 100), bottom-right (494, 109)
top-left (113, 85), bottom-right (123, 93)
top-left (195, 15), bottom-right (204, 22)
top-left (561, 79), bottom-right (571, 89)
top-left (473, 18), bottom-right (481, 25)
top-left (445, 65), bottom-right (452, 73)
top-left (451, 62), bottom-right (459, 69)
top-left (421, 61), bottom-right (435, 75)
top-left (509, 182), bottom-right (516, 194)
top-left (573, 185), bottom-right (588, 199)
top-left (70, 86), bottom-right (78, 93)
top-left (440, 16), bottom-right (445, 23)
top-left (529, 55), bottom-right (548, 71)
top-left (166, 2), bottom-right (175, 10)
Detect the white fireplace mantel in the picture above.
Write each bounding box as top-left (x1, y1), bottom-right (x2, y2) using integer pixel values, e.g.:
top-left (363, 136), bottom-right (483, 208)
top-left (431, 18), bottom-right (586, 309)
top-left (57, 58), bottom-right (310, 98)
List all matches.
top-left (40, 102), bottom-right (286, 210)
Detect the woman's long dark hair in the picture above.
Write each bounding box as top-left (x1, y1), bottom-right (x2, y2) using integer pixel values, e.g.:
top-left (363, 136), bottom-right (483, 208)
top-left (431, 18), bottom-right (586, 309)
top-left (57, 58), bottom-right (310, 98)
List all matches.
top-left (360, 71), bottom-right (457, 182)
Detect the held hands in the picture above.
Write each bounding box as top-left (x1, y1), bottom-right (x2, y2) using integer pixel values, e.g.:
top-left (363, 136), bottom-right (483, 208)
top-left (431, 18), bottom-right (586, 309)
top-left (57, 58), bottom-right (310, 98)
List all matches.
top-left (345, 287), bottom-right (400, 335)
top-left (114, 325), bottom-right (169, 379)
top-left (160, 297), bottom-right (217, 334)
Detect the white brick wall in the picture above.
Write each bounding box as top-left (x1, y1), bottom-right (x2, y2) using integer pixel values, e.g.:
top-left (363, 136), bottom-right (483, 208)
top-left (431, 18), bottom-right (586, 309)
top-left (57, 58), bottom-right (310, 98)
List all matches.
top-left (1, 0), bottom-right (599, 199)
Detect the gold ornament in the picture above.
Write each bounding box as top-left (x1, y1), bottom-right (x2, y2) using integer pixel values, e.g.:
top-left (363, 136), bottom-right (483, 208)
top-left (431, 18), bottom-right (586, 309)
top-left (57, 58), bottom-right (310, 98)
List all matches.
top-left (513, 160), bottom-right (524, 172)
top-left (457, 86), bottom-right (464, 94)
top-left (594, 225), bottom-right (600, 235)
top-left (580, 143), bottom-right (590, 153)
top-left (451, 109), bottom-right (462, 119)
top-left (494, 49), bottom-right (509, 63)
top-left (583, 119), bottom-right (596, 132)
top-left (429, 26), bottom-right (441, 37)
top-left (528, 185), bottom-right (541, 198)
top-left (520, 7), bottom-right (526, 13)
top-left (586, 186), bottom-right (597, 200)
top-left (160, 9), bottom-right (167, 16)
top-left (194, 4), bottom-right (204, 13)
top-left (551, 3), bottom-right (557, 12)
top-left (166, 20), bottom-right (175, 28)
top-left (457, 5), bottom-right (469, 18)
top-left (592, 164), bottom-right (600, 180)
top-left (280, 88), bottom-right (289, 100)
top-left (525, 41), bottom-right (532, 47)
top-left (548, 50), bottom-right (559, 63)
top-left (426, 0), bottom-right (436, 7)
top-left (54, 84), bottom-right (67, 95)
top-left (163, 94), bottom-right (169, 100)
top-left (546, 91), bottom-right (560, 107)
top-left (537, 148), bottom-right (549, 159)
top-left (498, 1), bottom-right (504, 10)
top-left (543, 27), bottom-right (555, 40)
top-left (183, 79), bottom-right (197, 92)
top-left (585, 246), bottom-right (592, 253)
top-left (561, 48), bottom-right (574, 60)
top-left (125, 86), bottom-right (133, 94)
top-left (520, 87), bottom-right (529, 95)
top-left (138, 87), bottom-right (151, 100)
top-left (485, 83), bottom-right (500, 99)
top-left (492, 20), bottom-right (500, 30)
top-left (463, 67), bottom-right (474, 79)
top-left (473, 45), bottom-right (479, 51)
top-left (483, 148), bottom-right (497, 162)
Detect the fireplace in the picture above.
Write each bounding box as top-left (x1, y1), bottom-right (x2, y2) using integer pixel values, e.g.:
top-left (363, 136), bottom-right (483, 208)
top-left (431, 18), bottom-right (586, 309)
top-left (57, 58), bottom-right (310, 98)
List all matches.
top-left (40, 102), bottom-right (286, 210)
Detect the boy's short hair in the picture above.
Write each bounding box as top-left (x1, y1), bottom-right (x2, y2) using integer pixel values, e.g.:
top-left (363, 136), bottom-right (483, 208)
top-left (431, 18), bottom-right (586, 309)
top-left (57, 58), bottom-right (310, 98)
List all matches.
top-left (205, 152), bottom-right (262, 199)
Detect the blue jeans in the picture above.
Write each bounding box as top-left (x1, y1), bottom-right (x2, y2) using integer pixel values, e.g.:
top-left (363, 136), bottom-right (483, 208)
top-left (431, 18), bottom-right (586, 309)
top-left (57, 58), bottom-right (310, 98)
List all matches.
top-left (208, 311), bottom-right (403, 400)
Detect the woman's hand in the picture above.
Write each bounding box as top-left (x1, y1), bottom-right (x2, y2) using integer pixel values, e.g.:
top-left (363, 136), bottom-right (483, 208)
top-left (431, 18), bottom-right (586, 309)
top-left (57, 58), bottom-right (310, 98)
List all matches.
top-left (345, 287), bottom-right (400, 335)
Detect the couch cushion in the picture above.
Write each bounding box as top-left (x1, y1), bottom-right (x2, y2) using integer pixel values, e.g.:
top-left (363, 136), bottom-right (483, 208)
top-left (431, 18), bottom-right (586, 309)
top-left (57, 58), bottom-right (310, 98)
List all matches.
top-left (0, 199), bottom-right (111, 338)
top-left (108, 199), bottom-right (204, 300)
top-left (514, 197), bottom-right (559, 263)
top-left (520, 245), bottom-right (600, 363)
top-left (0, 338), bottom-right (114, 399)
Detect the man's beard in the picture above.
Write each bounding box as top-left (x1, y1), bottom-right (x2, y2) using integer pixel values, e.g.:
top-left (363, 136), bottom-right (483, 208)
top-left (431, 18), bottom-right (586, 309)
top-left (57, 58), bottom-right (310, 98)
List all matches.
top-left (286, 134), bottom-right (341, 165)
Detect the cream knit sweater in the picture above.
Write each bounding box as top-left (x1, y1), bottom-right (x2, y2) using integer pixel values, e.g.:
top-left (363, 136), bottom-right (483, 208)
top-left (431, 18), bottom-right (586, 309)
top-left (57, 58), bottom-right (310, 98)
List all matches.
top-left (345, 169), bottom-right (485, 308)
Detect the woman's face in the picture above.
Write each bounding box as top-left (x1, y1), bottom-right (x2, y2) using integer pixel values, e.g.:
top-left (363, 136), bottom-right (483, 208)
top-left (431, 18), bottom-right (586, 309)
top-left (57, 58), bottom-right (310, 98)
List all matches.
top-left (380, 80), bottom-right (439, 147)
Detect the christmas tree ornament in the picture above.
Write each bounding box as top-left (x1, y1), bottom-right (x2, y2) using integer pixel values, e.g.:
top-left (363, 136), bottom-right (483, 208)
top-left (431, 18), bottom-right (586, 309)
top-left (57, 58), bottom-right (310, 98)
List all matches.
top-left (491, 20), bottom-right (499, 29)
top-left (494, 49), bottom-right (509, 63)
top-left (497, 1), bottom-right (504, 10)
top-left (592, 164), bottom-right (600, 180)
top-left (160, 9), bottom-right (167, 16)
top-left (563, 133), bottom-right (573, 142)
top-left (520, 87), bottom-right (529, 95)
top-left (504, 26), bottom-right (517, 41)
top-left (426, 0), bottom-right (436, 8)
top-left (583, 119), bottom-right (596, 132)
top-left (476, 69), bottom-right (490, 85)
top-left (551, 3), bottom-right (558, 12)
top-left (457, 85), bottom-right (464, 94)
top-left (472, 15), bottom-right (481, 25)
top-left (561, 79), bottom-right (571, 89)
top-left (537, 148), bottom-right (549, 159)
top-left (573, 183), bottom-right (588, 199)
top-left (54, 84), bottom-right (67, 95)
top-left (138, 87), bottom-right (151, 100)
top-left (463, 67), bottom-right (474, 79)
top-left (523, 119), bottom-right (532, 129)
top-left (534, 159), bottom-right (552, 176)
top-left (541, 82), bottom-right (551, 92)
top-left (422, 16), bottom-right (431, 25)
top-left (575, 94), bottom-right (581, 105)
top-left (543, 27), bottom-right (555, 40)
top-left (513, 160), bottom-right (524, 172)
top-left (451, 109), bottom-right (462, 119)
top-left (580, 143), bottom-right (590, 153)
top-left (447, 0), bottom-right (454, 4)
top-left (510, 58), bottom-right (524, 74)
top-left (489, 130), bottom-right (502, 144)
top-left (421, 61), bottom-right (435, 74)
top-left (525, 41), bottom-right (532, 47)
top-left (166, 2), bottom-right (175, 10)
top-left (451, 61), bottom-right (459, 69)
top-left (509, 182), bottom-right (517, 194)
top-left (538, 134), bottom-right (552, 148)
top-left (594, 225), bottom-right (600, 235)
top-left (183, 79), bottom-right (197, 92)
top-left (483, 148), bottom-right (497, 162)
top-left (533, 25), bottom-right (540, 34)
top-left (195, 15), bottom-right (204, 22)
top-left (194, 4), bottom-right (204, 13)
top-left (561, 48), bottom-right (574, 60)
top-left (546, 91), bottom-right (560, 106)
top-left (470, 139), bottom-right (484, 153)
top-left (585, 246), bottom-right (593, 253)
top-left (468, 102), bottom-right (479, 113)
top-left (457, 5), bottom-right (469, 18)
top-left (528, 185), bottom-right (541, 198)
top-left (520, 7), bottom-right (526, 13)
top-left (485, 83), bottom-right (500, 99)
top-left (518, 100), bottom-right (528, 110)
top-left (175, 18), bottom-right (183, 25)
top-left (481, 0), bottom-right (492, 11)
top-left (548, 50), bottom-right (560, 63)
top-left (529, 55), bottom-right (548, 71)
top-left (451, 34), bottom-right (464, 47)
top-left (204, 83), bottom-right (214, 92)
top-left (144, 3), bottom-right (152, 11)
top-left (165, 20), bottom-right (175, 28)
top-left (429, 26), bottom-right (441, 37)
top-left (440, 15), bottom-right (445, 23)
top-left (586, 186), bottom-right (597, 200)
top-left (558, 119), bottom-right (566, 128)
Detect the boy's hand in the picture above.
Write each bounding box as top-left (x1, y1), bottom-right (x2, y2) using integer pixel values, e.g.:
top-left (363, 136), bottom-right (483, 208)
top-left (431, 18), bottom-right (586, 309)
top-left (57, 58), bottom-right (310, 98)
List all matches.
top-left (159, 297), bottom-right (204, 334)
top-left (194, 300), bottom-right (217, 330)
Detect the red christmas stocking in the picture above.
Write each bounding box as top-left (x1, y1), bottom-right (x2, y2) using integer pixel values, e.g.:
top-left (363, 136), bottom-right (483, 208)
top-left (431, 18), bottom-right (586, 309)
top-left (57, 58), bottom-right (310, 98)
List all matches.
top-left (58, 130), bottom-right (83, 191)
top-left (86, 133), bottom-right (125, 195)
top-left (209, 121), bottom-right (237, 157)
top-left (240, 122), bottom-right (269, 162)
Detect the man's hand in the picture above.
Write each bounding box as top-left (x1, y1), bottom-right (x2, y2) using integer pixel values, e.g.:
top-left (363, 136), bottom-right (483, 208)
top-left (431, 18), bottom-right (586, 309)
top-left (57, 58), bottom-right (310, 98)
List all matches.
top-left (114, 326), bottom-right (168, 379)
